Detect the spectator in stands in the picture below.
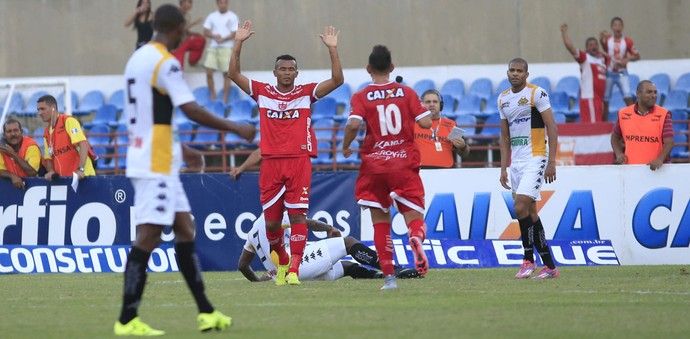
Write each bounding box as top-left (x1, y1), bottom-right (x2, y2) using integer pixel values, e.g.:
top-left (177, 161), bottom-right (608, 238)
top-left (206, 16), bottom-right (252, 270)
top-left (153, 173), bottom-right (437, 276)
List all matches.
top-left (498, 57), bottom-right (560, 279)
top-left (611, 80), bottom-right (673, 171)
top-left (600, 17), bottom-right (640, 118)
top-left (172, 0), bottom-right (206, 69)
top-left (0, 118), bottom-right (41, 188)
top-left (414, 90), bottom-right (470, 168)
top-left (560, 23), bottom-right (609, 122)
top-left (202, 0), bottom-right (238, 103)
top-left (124, 0), bottom-right (154, 49)
top-left (37, 95), bottom-right (96, 180)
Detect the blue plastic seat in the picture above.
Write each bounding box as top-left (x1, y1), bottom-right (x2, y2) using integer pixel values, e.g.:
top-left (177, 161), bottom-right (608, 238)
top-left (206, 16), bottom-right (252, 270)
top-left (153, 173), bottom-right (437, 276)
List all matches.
top-left (440, 94), bottom-right (456, 117)
top-left (564, 99), bottom-right (581, 119)
top-left (671, 134), bottom-right (689, 158)
top-left (20, 91), bottom-right (48, 116)
top-left (193, 86), bottom-right (212, 106)
top-left (108, 89), bottom-right (125, 112)
top-left (530, 77), bottom-right (551, 93)
top-left (455, 114), bottom-right (477, 137)
top-left (203, 100), bottom-right (226, 118)
top-left (477, 113), bottom-right (502, 143)
top-left (4, 92), bottom-right (25, 115)
top-left (312, 97), bottom-right (338, 121)
top-left (663, 90), bottom-right (689, 111)
top-left (229, 99), bottom-right (255, 123)
top-left (87, 123), bottom-right (112, 148)
top-left (33, 127), bottom-right (45, 149)
top-left (650, 73), bottom-right (671, 104)
top-left (85, 104), bottom-right (118, 128)
top-left (325, 83), bottom-right (352, 106)
top-left (550, 91), bottom-right (571, 114)
top-left (496, 78), bottom-right (511, 94)
top-left (440, 78), bottom-right (465, 100)
top-left (357, 81), bottom-right (372, 92)
top-left (455, 93), bottom-right (482, 117)
top-left (57, 90), bottom-right (79, 113)
top-left (76, 90), bottom-right (105, 116)
top-left (674, 72), bottom-right (690, 93)
top-left (336, 140), bottom-right (360, 164)
top-left (191, 126), bottom-right (220, 149)
top-left (481, 93), bottom-right (500, 116)
top-left (413, 79), bottom-right (436, 96)
top-left (313, 119), bottom-right (335, 142)
top-left (177, 121), bottom-right (195, 143)
top-left (608, 91), bottom-right (627, 117)
top-left (671, 109), bottom-right (689, 133)
top-left (468, 78), bottom-right (493, 102)
top-left (628, 74), bottom-right (640, 98)
top-left (312, 141), bottom-right (333, 165)
top-left (555, 76), bottom-right (580, 102)
top-left (553, 112), bottom-right (567, 124)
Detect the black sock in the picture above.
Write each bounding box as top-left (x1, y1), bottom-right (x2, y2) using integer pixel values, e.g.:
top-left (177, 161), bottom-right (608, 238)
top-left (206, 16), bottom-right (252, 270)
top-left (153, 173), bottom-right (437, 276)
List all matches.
top-left (119, 246), bottom-right (151, 325)
top-left (533, 218), bottom-right (556, 269)
top-left (344, 263), bottom-right (382, 279)
top-left (176, 242), bottom-right (214, 314)
top-left (349, 242), bottom-right (381, 269)
top-left (518, 216), bottom-right (535, 263)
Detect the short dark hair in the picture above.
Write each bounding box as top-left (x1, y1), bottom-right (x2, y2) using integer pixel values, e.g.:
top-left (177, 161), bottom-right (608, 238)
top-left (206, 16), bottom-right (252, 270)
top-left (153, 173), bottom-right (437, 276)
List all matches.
top-left (508, 57), bottom-right (528, 71)
top-left (368, 45), bottom-right (392, 73)
top-left (585, 37), bottom-right (598, 46)
top-left (154, 4), bottom-right (185, 33)
top-left (637, 79), bottom-right (654, 92)
top-left (3, 118), bottom-right (22, 132)
top-left (37, 94), bottom-right (58, 109)
top-left (611, 17), bottom-right (623, 27)
top-left (274, 55), bottom-right (297, 69)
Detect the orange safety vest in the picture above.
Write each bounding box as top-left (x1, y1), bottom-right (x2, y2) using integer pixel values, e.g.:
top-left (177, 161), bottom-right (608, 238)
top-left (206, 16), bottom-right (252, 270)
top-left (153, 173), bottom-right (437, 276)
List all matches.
top-left (1, 136), bottom-right (39, 178)
top-left (414, 117), bottom-right (457, 168)
top-left (618, 104), bottom-right (667, 164)
top-left (43, 114), bottom-right (96, 176)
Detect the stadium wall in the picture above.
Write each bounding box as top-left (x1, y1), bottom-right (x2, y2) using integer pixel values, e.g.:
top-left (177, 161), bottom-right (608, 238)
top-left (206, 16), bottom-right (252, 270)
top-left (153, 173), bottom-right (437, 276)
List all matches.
top-left (0, 165), bottom-right (688, 273)
top-left (1, 0), bottom-right (690, 78)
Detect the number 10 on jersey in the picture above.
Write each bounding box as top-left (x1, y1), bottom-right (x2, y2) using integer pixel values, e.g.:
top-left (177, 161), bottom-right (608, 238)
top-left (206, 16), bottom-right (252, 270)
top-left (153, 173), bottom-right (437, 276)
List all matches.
top-left (377, 104), bottom-right (402, 136)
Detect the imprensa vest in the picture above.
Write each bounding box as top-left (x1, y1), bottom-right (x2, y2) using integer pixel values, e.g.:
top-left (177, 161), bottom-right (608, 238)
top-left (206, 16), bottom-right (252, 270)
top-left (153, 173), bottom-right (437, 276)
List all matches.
top-left (1, 136), bottom-right (39, 178)
top-left (618, 104), bottom-right (667, 164)
top-left (43, 114), bottom-right (96, 176)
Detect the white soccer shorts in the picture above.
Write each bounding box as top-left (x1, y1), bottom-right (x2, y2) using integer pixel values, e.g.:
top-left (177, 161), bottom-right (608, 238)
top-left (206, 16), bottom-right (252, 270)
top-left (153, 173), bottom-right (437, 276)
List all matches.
top-left (509, 157), bottom-right (548, 201)
top-left (131, 176), bottom-right (191, 226)
top-left (298, 237), bottom-right (347, 281)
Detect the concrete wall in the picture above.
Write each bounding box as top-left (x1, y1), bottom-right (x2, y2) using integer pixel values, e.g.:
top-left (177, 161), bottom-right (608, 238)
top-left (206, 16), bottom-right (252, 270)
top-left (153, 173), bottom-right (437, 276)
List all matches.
top-left (1, 0), bottom-right (689, 78)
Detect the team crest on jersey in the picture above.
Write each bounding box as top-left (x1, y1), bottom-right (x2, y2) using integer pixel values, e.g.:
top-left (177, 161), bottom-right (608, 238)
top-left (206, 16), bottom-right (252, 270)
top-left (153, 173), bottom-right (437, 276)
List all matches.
top-left (278, 101), bottom-right (288, 111)
top-left (366, 87), bottom-right (405, 101)
top-left (518, 97), bottom-right (529, 106)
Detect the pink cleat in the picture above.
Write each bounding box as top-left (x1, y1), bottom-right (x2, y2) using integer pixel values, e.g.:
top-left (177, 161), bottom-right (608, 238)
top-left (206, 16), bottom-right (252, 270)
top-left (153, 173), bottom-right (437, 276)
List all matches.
top-left (515, 260), bottom-right (537, 279)
top-left (409, 237), bottom-right (428, 275)
top-left (534, 267), bottom-right (560, 279)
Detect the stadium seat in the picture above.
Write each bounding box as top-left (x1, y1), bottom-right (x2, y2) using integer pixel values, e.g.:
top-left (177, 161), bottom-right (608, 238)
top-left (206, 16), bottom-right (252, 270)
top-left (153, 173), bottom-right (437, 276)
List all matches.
top-left (57, 90), bottom-right (79, 113)
top-left (671, 134), bottom-right (689, 158)
top-left (550, 91), bottom-right (571, 114)
top-left (650, 73), bottom-right (671, 105)
top-left (76, 90), bottom-right (105, 116)
top-left (4, 92), bottom-right (25, 115)
top-left (20, 91), bottom-right (48, 116)
top-left (663, 90), bottom-right (689, 111)
top-left (229, 99), bottom-right (255, 123)
top-left (203, 100), bottom-right (226, 118)
top-left (312, 97), bottom-right (338, 121)
top-left (481, 93), bottom-right (500, 116)
top-left (86, 123), bottom-right (111, 148)
top-left (455, 93), bottom-right (482, 117)
top-left (530, 76), bottom-right (552, 93)
top-left (193, 86), bottom-right (212, 106)
top-left (325, 83), bottom-right (352, 106)
top-left (413, 79), bottom-right (436, 96)
top-left (91, 146), bottom-right (109, 169)
top-left (477, 113), bottom-right (502, 142)
top-left (223, 129), bottom-right (249, 149)
top-left (628, 73), bottom-right (640, 98)
top-left (336, 140), bottom-right (359, 164)
top-left (440, 94), bottom-right (456, 116)
top-left (357, 81), bottom-right (372, 92)
top-left (191, 126), bottom-right (219, 149)
top-left (455, 114), bottom-right (477, 137)
top-left (671, 109), bottom-right (689, 133)
top-left (85, 104), bottom-right (118, 129)
top-left (555, 76), bottom-right (580, 101)
top-left (674, 72), bottom-right (690, 93)
top-left (312, 141), bottom-right (333, 165)
top-left (468, 78), bottom-right (493, 102)
top-left (108, 89), bottom-right (125, 112)
top-left (33, 127), bottom-right (45, 149)
top-left (177, 121), bottom-right (195, 143)
top-left (314, 119), bottom-right (335, 142)
top-left (564, 99), bottom-right (580, 120)
top-left (496, 78), bottom-right (511, 94)
top-left (608, 91), bottom-right (626, 117)
top-left (440, 78), bottom-right (465, 100)
top-left (553, 112), bottom-right (567, 124)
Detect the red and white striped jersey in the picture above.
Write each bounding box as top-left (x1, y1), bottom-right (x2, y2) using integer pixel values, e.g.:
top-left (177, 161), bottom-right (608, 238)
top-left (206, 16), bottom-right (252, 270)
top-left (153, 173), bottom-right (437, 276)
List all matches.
top-left (602, 36), bottom-right (639, 72)
top-left (573, 49), bottom-right (607, 100)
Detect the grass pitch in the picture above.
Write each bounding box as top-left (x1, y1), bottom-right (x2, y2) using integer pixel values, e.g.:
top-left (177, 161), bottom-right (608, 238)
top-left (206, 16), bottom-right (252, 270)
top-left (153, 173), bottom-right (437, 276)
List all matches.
top-left (1, 266), bottom-right (689, 338)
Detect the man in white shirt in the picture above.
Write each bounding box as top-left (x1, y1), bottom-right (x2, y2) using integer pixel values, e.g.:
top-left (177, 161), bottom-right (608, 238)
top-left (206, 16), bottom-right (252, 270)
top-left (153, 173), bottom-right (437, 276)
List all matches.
top-left (202, 0), bottom-right (238, 103)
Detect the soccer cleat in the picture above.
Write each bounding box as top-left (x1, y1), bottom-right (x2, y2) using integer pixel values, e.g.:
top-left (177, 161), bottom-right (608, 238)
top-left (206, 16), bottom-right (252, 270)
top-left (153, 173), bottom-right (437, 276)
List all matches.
top-left (286, 272), bottom-right (301, 285)
top-left (197, 310), bottom-right (232, 332)
top-left (275, 264), bottom-right (289, 286)
top-left (114, 317), bottom-right (165, 336)
top-left (534, 267), bottom-right (560, 279)
top-left (409, 236), bottom-right (428, 275)
top-left (380, 274), bottom-right (398, 290)
top-left (515, 260), bottom-right (537, 279)
top-left (395, 267), bottom-right (421, 279)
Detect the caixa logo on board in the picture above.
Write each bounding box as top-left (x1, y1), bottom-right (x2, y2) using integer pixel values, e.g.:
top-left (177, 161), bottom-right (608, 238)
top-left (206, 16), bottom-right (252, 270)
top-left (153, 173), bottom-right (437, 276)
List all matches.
top-left (0, 185), bottom-right (124, 246)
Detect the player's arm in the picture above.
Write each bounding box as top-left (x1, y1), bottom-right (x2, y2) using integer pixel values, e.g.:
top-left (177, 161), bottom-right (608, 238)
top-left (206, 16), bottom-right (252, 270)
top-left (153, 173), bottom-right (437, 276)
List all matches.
top-left (541, 108), bottom-right (558, 183)
top-left (230, 147), bottom-right (261, 180)
top-left (610, 122), bottom-right (627, 164)
top-left (560, 23), bottom-right (578, 56)
top-left (599, 31), bottom-right (609, 50)
top-left (306, 219), bottom-right (341, 238)
top-left (341, 117), bottom-right (362, 158)
top-left (180, 102), bottom-right (256, 142)
top-left (416, 114), bottom-right (432, 129)
top-left (238, 249), bottom-right (269, 282)
top-left (314, 26), bottom-right (344, 99)
top-left (499, 118), bottom-right (511, 190)
top-left (228, 20), bottom-right (255, 95)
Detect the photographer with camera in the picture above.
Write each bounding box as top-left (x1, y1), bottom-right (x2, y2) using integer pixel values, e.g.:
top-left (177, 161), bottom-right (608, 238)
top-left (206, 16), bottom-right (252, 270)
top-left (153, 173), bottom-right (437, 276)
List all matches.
top-left (0, 118), bottom-right (42, 189)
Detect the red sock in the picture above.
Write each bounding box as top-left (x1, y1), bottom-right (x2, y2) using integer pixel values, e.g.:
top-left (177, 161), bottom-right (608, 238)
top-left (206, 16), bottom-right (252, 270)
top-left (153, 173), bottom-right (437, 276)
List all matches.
top-left (373, 222), bottom-right (394, 276)
top-left (407, 219), bottom-right (427, 241)
top-left (267, 228), bottom-right (289, 265)
top-left (288, 223), bottom-right (307, 274)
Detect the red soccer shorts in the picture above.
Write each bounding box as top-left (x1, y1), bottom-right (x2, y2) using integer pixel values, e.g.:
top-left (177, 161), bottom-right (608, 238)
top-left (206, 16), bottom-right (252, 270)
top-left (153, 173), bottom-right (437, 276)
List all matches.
top-left (260, 156), bottom-right (312, 219)
top-left (355, 168), bottom-right (425, 213)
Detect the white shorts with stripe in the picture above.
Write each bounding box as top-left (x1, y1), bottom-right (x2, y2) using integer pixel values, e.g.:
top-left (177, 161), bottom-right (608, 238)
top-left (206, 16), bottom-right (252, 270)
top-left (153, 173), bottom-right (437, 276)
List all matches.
top-left (130, 176), bottom-right (191, 226)
top-left (509, 157), bottom-right (547, 201)
top-left (298, 237), bottom-right (347, 281)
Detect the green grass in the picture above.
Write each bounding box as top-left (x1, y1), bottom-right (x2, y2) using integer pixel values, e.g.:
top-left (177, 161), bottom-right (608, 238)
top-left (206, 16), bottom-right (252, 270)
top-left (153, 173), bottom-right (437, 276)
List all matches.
top-left (1, 266), bottom-right (689, 338)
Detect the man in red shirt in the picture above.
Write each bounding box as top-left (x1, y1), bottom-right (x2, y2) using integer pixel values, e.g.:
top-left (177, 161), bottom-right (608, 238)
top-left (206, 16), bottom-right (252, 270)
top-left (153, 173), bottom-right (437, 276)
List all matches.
top-left (561, 23), bottom-right (609, 122)
top-left (229, 20), bottom-right (343, 286)
top-left (342, 45), bottom-right (432, 290)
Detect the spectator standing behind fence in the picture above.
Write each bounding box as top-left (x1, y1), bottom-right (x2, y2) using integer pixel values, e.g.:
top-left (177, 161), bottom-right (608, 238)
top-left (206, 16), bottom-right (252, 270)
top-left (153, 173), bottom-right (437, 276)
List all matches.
top-left (498, 58), bottom-right (560, 280)
top-left (37, 95), bottom-right (96, 180)
top-left (0, 119), bottom-right (41, 189)
top-left (560, 23), bottom-right (609, 122)
top-left (414, 90), bottom-right (470, 168)
top-left (610, 80), bottom-right (673, 171)
top-left (172, 0), bottom-right (206, 69)
top-left (124, 0), bottom-right (154, 49)
top-left (600, 17), bottom-right (640, 118)
top-left (202, 0), bottom-right (238, 103)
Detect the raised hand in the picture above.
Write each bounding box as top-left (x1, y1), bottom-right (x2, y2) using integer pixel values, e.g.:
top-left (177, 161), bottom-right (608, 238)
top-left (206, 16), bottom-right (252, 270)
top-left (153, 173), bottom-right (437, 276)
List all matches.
top-left (560, 23), bottom-right (568, 33)
top-left (235, 20), bottom-right (255, 42)
top-left (319, 25), bottom-right (339, 48)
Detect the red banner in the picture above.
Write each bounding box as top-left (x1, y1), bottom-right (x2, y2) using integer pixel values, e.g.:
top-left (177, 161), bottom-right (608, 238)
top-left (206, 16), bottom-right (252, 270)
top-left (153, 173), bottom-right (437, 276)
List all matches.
top-left (557, 122), bottom-right (614, 165)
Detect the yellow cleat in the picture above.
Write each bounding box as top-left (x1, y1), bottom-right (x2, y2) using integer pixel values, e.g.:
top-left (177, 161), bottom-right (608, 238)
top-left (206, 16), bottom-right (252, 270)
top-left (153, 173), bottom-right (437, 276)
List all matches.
top-left (275, 265), bottom-right (289, 286)
top-left (197, 310), bottom-right (232, 332)
top-left (286, 272), bottom-right (301, 285)
top-left (114, 317), bottom-right (165, 336)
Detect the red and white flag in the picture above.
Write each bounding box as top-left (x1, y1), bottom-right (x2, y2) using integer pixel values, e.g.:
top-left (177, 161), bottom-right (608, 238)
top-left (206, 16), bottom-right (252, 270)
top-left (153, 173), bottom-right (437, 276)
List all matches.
top-left (557, 122), bottom-right (614, 165)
